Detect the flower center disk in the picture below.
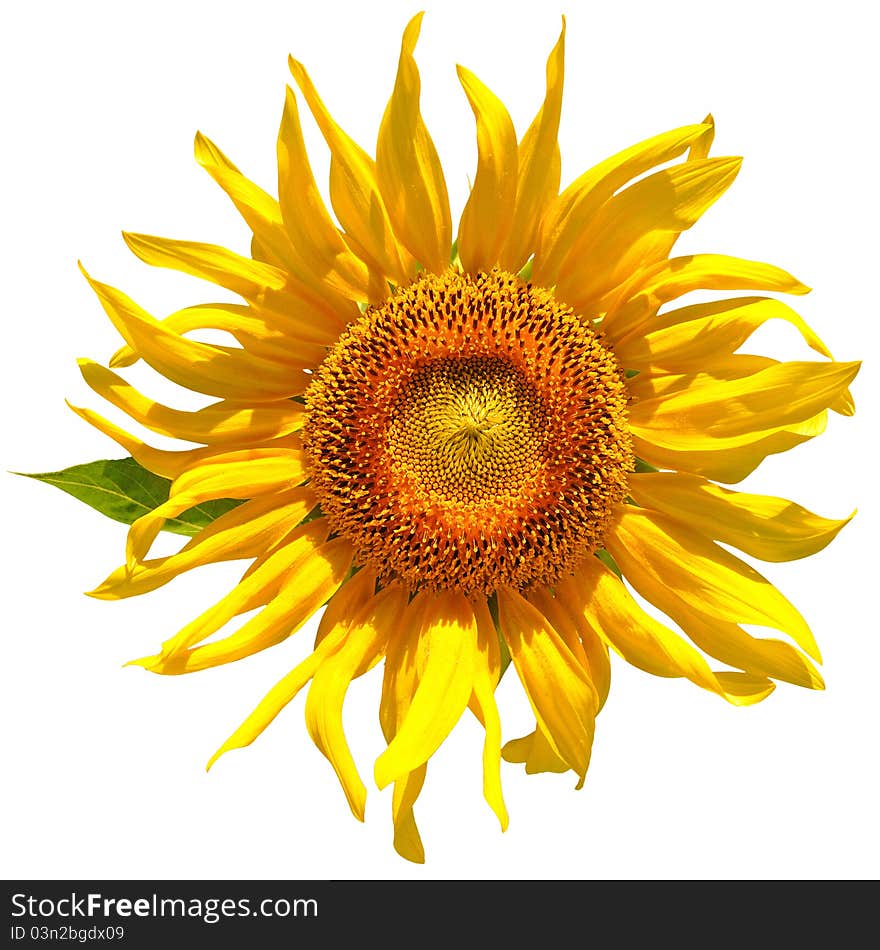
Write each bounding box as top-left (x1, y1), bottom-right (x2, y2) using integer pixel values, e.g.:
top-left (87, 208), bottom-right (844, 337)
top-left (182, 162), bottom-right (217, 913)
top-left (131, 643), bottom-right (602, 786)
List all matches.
top-left (304, 269), bottom-right (634, 594)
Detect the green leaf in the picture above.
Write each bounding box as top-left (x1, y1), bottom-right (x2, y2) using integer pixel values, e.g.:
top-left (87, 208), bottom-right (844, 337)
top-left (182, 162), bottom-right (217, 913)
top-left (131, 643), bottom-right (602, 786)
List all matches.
top-left (17, 457), bottom-right (241, 536)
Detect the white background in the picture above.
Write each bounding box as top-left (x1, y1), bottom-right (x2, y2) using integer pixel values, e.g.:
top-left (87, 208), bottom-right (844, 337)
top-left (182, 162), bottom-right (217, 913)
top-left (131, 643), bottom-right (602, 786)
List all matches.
top-left (2, 0), bottom-right (877, 880)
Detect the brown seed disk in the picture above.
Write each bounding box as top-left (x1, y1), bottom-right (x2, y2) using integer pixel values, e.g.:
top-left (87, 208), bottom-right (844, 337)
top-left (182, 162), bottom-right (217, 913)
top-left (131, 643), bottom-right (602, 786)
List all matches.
top-left (303, 268), bottom-right (633, 595)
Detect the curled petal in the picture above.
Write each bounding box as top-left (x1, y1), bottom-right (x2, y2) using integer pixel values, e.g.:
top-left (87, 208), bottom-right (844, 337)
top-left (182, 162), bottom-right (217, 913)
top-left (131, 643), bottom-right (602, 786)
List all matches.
top-left (374, 591), bottom-right (477, 789)
top-left (628, 472), bottom-right (854, 562)
top-left (456, 66), bottom-right (518, 274)
top-left (497, 586), bottom-right (597, 784)
top-left (496, 19), bottom-right (565, 272)
top-left (606, 506), bottom-right (821, 661)
top-left (377, 13), bottom-right (452, 273)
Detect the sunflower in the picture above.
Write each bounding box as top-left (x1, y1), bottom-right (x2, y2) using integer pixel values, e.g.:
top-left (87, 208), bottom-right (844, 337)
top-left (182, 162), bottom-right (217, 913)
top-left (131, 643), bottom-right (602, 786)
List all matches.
top-left (69, 13), bottom-right (858, 862)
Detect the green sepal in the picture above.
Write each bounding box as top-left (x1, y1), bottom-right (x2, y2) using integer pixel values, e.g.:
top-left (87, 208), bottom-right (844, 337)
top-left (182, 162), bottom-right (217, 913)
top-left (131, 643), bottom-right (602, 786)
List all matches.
top-left (595, 548), bottom-right (622, 578)
top-left (17, 457), bottom-right (241, 537)
top-left (449, 238), bottom-right (462, 270)
top-left (487, 591), bottom-right (512, 679)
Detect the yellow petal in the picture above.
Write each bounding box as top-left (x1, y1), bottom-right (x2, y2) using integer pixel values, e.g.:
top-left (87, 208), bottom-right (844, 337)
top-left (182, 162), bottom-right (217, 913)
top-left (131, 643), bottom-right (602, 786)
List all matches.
top-left (603, 254), bottom-right (810, 345)
top-left (288, 56), bottom-right (412, 283)
top-left (125, 447), bottom-right (307, 566)
top-left (77, 359), bottom-right (305, 446)
top-left (379, 590), bottom-right (429, 740)
top-left (556, 157), bottom-right (742, 313)
top-left (526, 586), bottom-right (593, 679)
top-left (81, 267), bottom-right (308, 401)
top-left (205, 578), bottom-right (364, 770)
top-left (377, 13), bottom-right (451, 273)
top-left (606, 506), bottom-right (821, 661)
top-left (501, 727), bottom-right (569, 774)
top-left (201, 134), bottom-right (361, 322)
top-left (617, 297), bottom-right (832, 373)
top-left (378, 591), bottom-right (430, 863)
top-left (306, 585), bottom-right (407, 820)
top-left (539, 580), bottom-right (612, 711)
top-left (313, 565), bottom-right (379, 649)
top-left (677, 609), bottom-right (823, 691)
top-left (629, 359), bottom-right (860, 445)
top-left (374, 591), bottom-right (477, 789)
top-left (109, 302), bottom-right (329, 370)
top-left (194, 131), bottom-right (297, 271)
top-left (391, 765), bottom-right (427, 864)
top-left (277, 86), bottom-right (374, 302)
top-left (573, 557), bottom-right (776, 705)
top-left (90, 488), bottom-right (315, 600)
top-left (125, 230), bottom-right (347, 331)
top-left (629, 472), bottom-right (854, 562)
top-left (496, 586), bottom-right (597, 783)
top-left (496, 19), bottom-right (565, 272)
top-left (123, 231), bottom-right (286, 297)
top-left (67, 400), bottom-right (298, 480)
top-left (632, 410), bottom-right (829, 484)
top-left (468, 596), bottom-right (508, 830)
top-left (141, 535), bottom-right (353, 675)
top-left (455, 67), bottom-right (518, 275)
top-left (533, 122), bottom-right (712, 286)
top-left (139, 519), bottom-right (331, 660)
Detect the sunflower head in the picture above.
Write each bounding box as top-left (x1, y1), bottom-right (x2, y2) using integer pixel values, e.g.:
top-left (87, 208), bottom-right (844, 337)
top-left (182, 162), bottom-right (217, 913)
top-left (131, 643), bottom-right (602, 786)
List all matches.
top-left (50, 12), bottom-right (859, 863)
top-left (304, 267), bottom-right (634, 595)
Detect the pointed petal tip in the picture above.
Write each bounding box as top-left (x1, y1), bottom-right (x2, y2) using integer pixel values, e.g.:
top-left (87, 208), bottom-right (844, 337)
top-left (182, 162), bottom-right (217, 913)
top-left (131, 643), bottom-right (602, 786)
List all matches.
top-left (287, 54), bottom-right (305, 80)
top-left (193, 130), bottom-right (211, 163)
top-left (84, 585), bottom-right (111, 600)
top-left (395, 845), bottom-right (425, 865)
top-left (123, 654), bottom-right (159, 671)
top-left (373, 758), bottom-right (394, 792)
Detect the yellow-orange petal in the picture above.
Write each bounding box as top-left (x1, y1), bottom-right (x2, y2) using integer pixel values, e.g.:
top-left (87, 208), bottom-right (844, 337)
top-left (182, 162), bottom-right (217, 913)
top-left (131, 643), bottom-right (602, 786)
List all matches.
top-left (374, 591), bottom-right (477, 789)
top-left (288, 56), bottom-right (412, 283)
top-left (139, 519), bottom-right (331, 661)
top-left (603, 254), bottom-right (811, 345)
top-left (455, 66), bottom-right (518, 274)
top-left (77, 359), bottom-right (305, 446)
top-left (276, 86), bottom-right (374, 302)
top-left (468, 596), bottom-right (508, 830)
top-left (90, 488), bottom-right (315, 600)
top-left (496, 586), bottom-right (597, 783)
top-left (532, 582), bottom-right (612, 711)
top-left (629, 472), bottom-right (854, 562)
top-left (533, 122), bottom-right (711, 287)
top-left (616, 297), bottom-right (832, 373)
top-left (377, 12), bottom-right (451, 273)
top-left (81, 267), bottom-right (308, 401)
top-left (606, 505), bottom-right (821, 661)
top-left (573, 557), bottom-right (776, 705)
top-left (556, 157), bottom-right (742, 313)
top-left (125, 447), bottom-right (306, 566)
top-left (141, 535), bottom-right (353, 675)
top-left (628, 360), bottom-right (860, 446)
top-left (496, 19), bottom-right (565, 272)
top-left (306, 584), bottom-right (407, 820)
